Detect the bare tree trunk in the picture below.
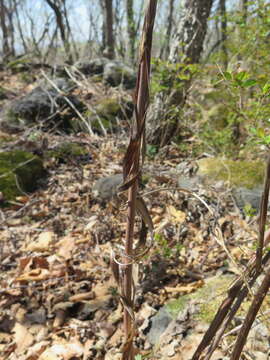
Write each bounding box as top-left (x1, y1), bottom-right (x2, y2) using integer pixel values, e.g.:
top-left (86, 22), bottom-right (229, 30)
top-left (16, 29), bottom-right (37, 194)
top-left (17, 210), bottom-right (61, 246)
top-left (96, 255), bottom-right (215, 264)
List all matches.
top-left (100, 0), bottom-right (115, 59)
top-left (126, 0), bottom-right (136, 63)
top-left (0, 0), bottom-right (10, 58)
top-left (220, 0), bottom-right (228, 69)
top-left (160, 0), bottom-right (175, 60)
top-left (233, 0), bottom-right (248, 141)
top-left (0, 0), bottom-right (15, 60)
top-left (147, 0), bottom-right (214, 147)
top-left (45, 0), bottom-right (72, 62)
top-left (62, 0), bottom-right (79, 60)
top-left (14, 0), bottom-right (28, 54)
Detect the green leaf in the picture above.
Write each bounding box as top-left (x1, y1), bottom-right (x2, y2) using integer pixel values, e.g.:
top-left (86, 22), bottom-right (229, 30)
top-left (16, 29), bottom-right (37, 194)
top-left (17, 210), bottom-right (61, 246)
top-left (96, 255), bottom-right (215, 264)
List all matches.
top-left (249, 127), bottom-right (257, 135)
top-left (262, 83), bottom-right (270, 95)
top-left (264, 135), bottom-right (270, 144)
top-left (257, 127), bottom-right (265, 138)
top-left (223, 71), bottom-right (232, 81)
top-left (235, 71), bottom-right (248, 81)
top-left (242, 79), bottom-right (257, 88)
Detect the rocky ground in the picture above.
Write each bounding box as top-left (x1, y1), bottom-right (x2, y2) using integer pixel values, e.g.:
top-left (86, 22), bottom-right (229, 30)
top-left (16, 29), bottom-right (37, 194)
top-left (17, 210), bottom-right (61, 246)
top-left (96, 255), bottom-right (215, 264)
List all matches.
top-left (0, 62), bottom-right (269, 360)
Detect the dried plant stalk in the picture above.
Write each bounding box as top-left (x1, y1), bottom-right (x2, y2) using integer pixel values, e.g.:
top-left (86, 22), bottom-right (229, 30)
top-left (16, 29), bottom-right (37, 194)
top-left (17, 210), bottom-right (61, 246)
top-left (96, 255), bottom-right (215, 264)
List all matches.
top-left (192, 153), bottom-right (270, 360)
top-left (120, 1), bottom-right (157, 359)
top-left (230, 266), bottom-right (270, 359)
top-left (256, 155), bottom-right (270, 271)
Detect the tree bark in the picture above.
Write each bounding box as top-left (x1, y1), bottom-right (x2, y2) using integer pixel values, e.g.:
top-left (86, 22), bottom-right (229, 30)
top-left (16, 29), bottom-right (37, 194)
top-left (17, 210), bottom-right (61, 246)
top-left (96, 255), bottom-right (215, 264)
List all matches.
top-left (220, 0), bottom-right (228, 69)
top-left (126, 0), bottom-right (136, 63)
top-left (147, 0), bottom-right (214, 147)
top-left (160, 0), bottom-right (175, 60)
top-left (100, 0), bottom-right (115, 59)
top-left (45, 0), bottom-right (72, 62)
top-left (0, 0), bottom-right (15, 60)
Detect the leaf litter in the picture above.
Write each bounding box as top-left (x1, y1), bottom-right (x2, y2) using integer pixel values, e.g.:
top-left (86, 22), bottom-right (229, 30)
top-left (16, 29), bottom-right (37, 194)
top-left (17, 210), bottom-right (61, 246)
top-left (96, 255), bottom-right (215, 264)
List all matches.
top-left (0, 129), bottom-right (269, 359)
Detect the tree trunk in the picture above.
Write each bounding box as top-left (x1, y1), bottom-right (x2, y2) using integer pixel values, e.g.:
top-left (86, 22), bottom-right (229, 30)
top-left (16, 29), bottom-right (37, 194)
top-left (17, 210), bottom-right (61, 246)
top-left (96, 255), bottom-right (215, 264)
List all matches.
top-left (101, 0), bottom-right (115, 59)
top-left (0, 0), bottom-right (10, 58)
top-left (126, 0), bottom-right (136, 63)
top-left (220, 0), bottom-right (228, 69)
top-left (147, 0), bottom-right (214, 147)
top-left (0, 0), bottom-right (15, 60)
top-left (160, 0), bottom-right (175, 60)
top-left (14, 0), bottom-right (28, 55)
top-left (45, 0), bottom-right (72, 62)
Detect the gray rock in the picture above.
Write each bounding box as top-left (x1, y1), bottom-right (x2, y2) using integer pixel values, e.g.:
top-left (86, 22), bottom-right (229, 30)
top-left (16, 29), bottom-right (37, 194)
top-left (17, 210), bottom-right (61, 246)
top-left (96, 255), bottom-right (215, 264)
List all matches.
top-left (232, 186), bottom-right (264, 211)
top-left (77, 58), bottom-right (109, 75)
top-left (178, 176), bottom-right (198, 191)
top-left (103, 61), bottom-right (136, 89)
top-left (42, 77), bottom-right (75, 92)
top-left (92, 174), bottom-right (122, 201)
top-left (1, 78), bottom-right (84, 133)
top-left (146, 306), bottom-right (174, 345)
top-left (77, 58), bottom-right (136, 89)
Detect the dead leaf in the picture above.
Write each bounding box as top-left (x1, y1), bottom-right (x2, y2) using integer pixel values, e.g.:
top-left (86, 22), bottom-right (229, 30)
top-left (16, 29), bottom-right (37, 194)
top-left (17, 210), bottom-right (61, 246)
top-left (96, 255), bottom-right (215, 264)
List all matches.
top-left (25, 341), bottom-right (49, 360)
top-left (26, 231), bottom-right (54, 252)
top-left (13, 322), bottom-right (34, 354)
top-left (85, 216), bottom-right (98, 231)
top-left (69, 291), bottom-right (94, 302)
top-left (165, 280), bottom-right (204, 294)
top-left (167, 205), bottom-right (186, 224)
top-left (56, 236), bottom-right (75, 260)
top-left (39, 342), bottom-right (84, 360)
top-left (16, 268), bottom-right (50, 282)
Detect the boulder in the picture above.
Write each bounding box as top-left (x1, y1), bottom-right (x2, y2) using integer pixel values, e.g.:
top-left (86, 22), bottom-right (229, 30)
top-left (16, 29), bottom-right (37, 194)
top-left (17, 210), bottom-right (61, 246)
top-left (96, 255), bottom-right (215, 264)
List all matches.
top-left (146, 307), bottom-right (174, 345)
top-left (0, 78), bottom-right (84, 133)
top-left (197, 158), bottom-right (265, 189)
top-left (47, 142), bottom-right (90, 164)
top-left (77, 58), bottom-right (109, 76)
top-left (103, 61), bottom-right (136, 89)
top-left (77, 58), bottom-right (136, 89)
top-left (92, 174), bottom-right (122, 202)
top-left (232, 187), bottom-right (264, 212)
top-left (196, 157), bottom-right (266, 211)
top-left (74, 97), bottom-right (133, 134)
top-left (0, 150), bottom-right (46, 205)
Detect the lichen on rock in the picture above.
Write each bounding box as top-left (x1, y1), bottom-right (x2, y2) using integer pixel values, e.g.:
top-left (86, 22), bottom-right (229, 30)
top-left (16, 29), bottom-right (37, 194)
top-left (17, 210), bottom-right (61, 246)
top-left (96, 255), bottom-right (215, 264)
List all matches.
top-left (197, 158), bottom-right (265, 189)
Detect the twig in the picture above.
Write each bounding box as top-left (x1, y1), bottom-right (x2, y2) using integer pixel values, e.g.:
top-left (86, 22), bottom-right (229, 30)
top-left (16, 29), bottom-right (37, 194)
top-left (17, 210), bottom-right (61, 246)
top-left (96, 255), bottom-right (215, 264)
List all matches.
top-left (256, 154), bottom-right (270, 271)
top-left (230, 265), bottom-right (270, 360)
top-left (192, 153), bottom-right (270, 360)
top-left (41, 71), bottom-right (94, 136)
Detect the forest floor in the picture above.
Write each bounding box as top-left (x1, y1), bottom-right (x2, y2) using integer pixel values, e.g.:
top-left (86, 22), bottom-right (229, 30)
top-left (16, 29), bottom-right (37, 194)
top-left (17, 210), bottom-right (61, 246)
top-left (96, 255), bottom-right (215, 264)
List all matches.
top-left (0, 70), bottom-right (269, 360)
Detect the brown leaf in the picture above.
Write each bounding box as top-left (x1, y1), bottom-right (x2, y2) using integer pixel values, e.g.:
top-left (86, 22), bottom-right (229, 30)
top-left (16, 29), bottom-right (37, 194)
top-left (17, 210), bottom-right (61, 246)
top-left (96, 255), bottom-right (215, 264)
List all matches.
top-left (56, 235), bottom-right (75, 260)
top-left (13, 322), bottom-right (34, 354)
top-left (25, 231), bottom-right (54, 252)
top-left (16, 268), bottom-right (50, 282)
top-left (39, 341), bottom-right (84, 360)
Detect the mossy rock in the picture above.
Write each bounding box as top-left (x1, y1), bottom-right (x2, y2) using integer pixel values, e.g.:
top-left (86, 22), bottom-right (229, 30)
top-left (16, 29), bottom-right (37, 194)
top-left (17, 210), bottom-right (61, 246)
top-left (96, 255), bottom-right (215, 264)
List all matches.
top-left (6, 57), bottom-right (31, 73)
top-left (0, 150), bottom-right (45, 205)
top-left (103, 61), bottom-right (136, 89)
top-left (0, 86), bottom-right (8, 100)
top-left (166, 275), bottom-right (234, 324)
top-left (47, 142), bottom-right (89, 163)
top-left (197, 158), bottom-right (265, 189)
top-left (74, 97), bottom-right (133, 133)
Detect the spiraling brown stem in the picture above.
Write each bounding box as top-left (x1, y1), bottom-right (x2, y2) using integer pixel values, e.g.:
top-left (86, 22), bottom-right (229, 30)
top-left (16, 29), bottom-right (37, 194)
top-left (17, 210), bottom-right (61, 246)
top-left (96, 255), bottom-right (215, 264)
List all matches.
top-left (121, 1), bottom-right (157, 359)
